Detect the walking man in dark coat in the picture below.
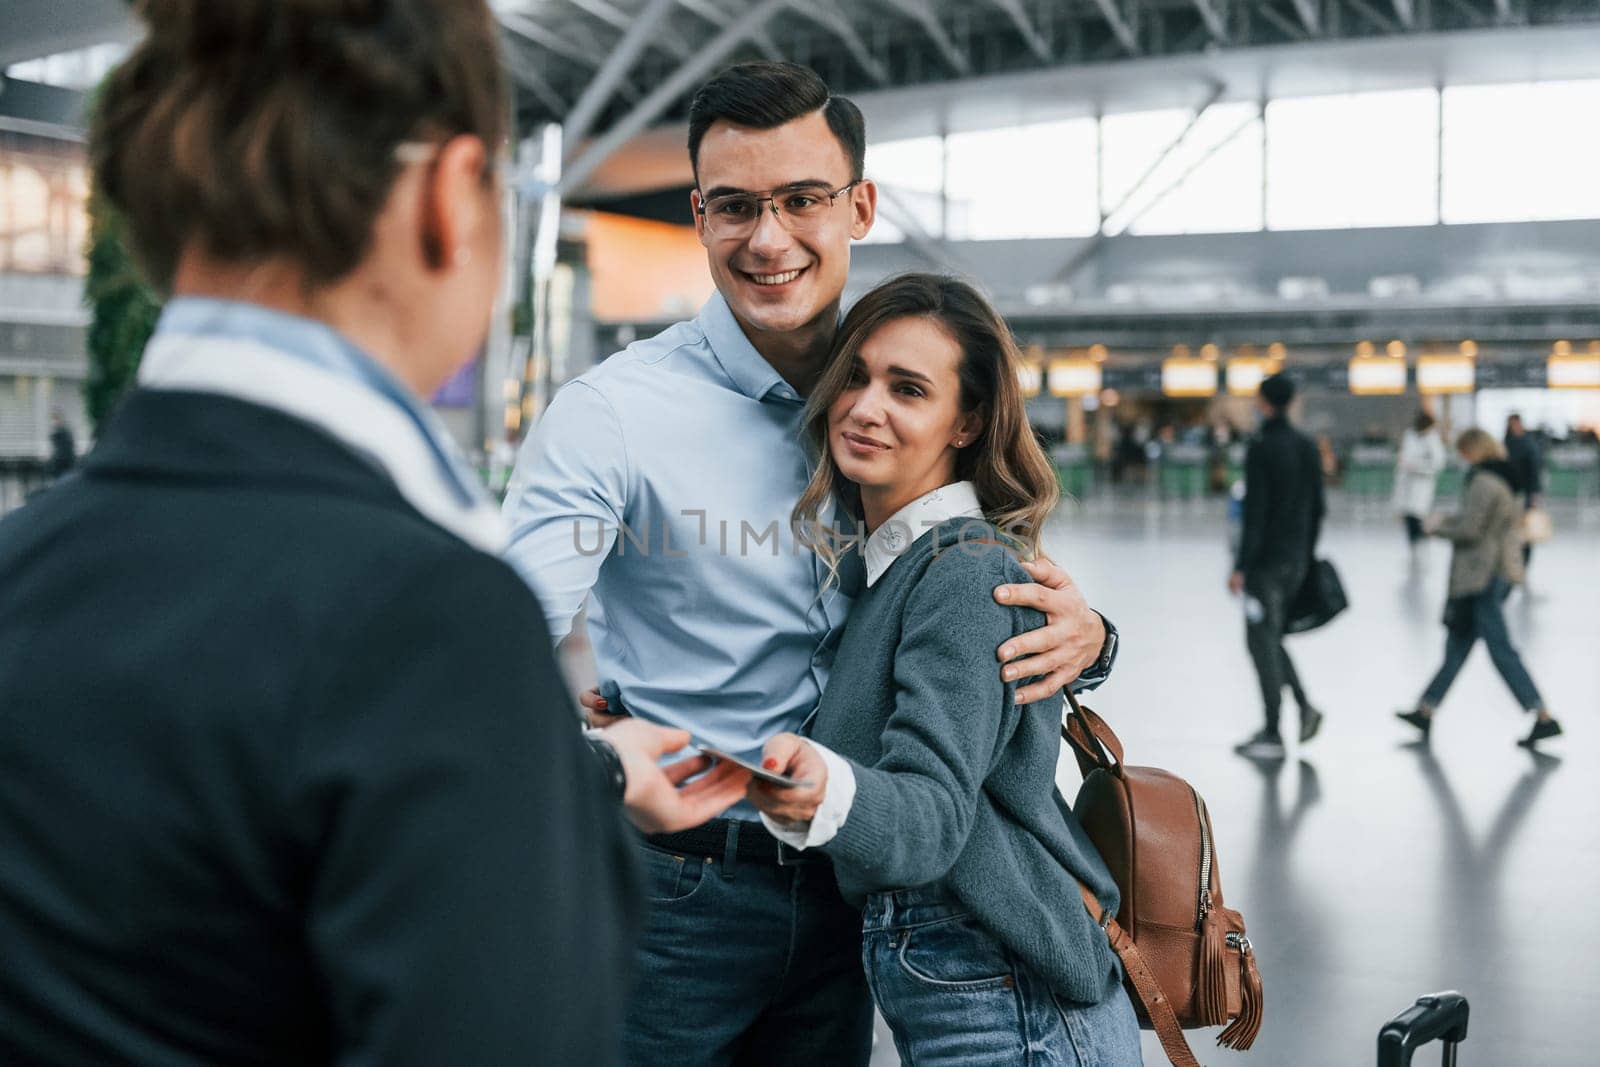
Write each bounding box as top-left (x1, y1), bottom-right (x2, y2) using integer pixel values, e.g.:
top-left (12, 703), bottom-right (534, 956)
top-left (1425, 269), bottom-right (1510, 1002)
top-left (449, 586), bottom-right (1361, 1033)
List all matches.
top-left (1230, 373), bottom-right (1326, 757)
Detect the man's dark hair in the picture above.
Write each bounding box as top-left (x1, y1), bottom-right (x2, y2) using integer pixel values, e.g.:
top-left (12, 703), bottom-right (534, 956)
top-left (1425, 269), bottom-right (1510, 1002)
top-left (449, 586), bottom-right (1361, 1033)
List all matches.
top-left (1259, 373), bottom-right (1295, 412)
top-left (687, 62), bottom-right (865, 184)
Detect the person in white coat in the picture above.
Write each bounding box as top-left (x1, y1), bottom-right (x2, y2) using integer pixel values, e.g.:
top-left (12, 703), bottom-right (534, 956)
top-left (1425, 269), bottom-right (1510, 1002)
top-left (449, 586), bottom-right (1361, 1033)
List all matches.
top-left (1395, 410), bottom-right (1447, 551)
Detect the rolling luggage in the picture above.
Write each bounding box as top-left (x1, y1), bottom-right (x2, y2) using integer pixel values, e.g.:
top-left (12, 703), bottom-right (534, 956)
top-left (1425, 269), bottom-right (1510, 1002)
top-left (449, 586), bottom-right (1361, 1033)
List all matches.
top-left (1377, 991), bottom-right (1469, 1066)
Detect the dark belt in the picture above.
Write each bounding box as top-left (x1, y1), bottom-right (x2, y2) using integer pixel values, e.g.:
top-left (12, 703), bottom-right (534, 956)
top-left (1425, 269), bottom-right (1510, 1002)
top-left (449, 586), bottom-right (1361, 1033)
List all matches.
top-left (645, 817), bottom-right (829, 868)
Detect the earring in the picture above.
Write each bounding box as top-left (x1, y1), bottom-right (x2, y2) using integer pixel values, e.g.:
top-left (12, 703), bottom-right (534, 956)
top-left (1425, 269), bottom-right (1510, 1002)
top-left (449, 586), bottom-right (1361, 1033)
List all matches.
top-left (954, 437), bottom-right (965, 447)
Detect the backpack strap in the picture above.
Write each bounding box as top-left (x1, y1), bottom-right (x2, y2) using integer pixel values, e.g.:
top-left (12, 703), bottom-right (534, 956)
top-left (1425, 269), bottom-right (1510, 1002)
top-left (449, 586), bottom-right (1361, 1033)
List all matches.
top-left (1077, 883), bottom-right (1205, 1067)
top-left (1060, 687), bottom-right (1126, 779)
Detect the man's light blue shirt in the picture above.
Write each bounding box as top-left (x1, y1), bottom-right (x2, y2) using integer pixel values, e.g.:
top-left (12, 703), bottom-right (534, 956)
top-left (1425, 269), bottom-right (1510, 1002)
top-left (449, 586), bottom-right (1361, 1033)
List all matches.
top-left (503, 292), bottom-right (855, 772)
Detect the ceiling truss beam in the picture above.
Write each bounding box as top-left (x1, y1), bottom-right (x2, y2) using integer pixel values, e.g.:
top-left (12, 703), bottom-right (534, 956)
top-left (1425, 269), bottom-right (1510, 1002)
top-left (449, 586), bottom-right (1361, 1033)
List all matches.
top-left (559, 0), bottom-right (790, 195)
top-left (987, 0), bottom-right (1053, 62)
top-left (882, 0), bottom-right (972, 76)
top-left (1191, 0), bottom-right (1229, 40)
top-left (675, 0), bottom-right (784, 59)
top-left (500, 11), bottom-right (606, 68)
top-left (786, 0), bottom-right (891, 85)
top-left (562, 0), bottom-right (679, 150)
top-left (1087, 0), bottom-right (1141, 55)
top-left (1289, 0), bottom-right (1322, 34)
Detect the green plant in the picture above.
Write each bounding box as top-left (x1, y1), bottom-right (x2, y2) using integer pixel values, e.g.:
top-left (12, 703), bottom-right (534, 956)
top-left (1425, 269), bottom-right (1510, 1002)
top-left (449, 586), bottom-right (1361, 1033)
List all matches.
top-left (83, 193), bottom-right (160, 430)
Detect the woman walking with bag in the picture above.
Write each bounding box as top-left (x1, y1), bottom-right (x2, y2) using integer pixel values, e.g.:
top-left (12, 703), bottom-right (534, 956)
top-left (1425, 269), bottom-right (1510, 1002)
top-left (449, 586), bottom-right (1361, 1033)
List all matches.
top-left (1397, 428), bottom-right (1562, 748)
top-left (745, 274), bottom-right (1143, 1065)
top-left (1394, 410), bottom-right (1447, 554)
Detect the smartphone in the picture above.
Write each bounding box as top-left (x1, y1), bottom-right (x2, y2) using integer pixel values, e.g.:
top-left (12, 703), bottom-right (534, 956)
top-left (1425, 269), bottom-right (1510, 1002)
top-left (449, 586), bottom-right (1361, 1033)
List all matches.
top-left (693, 741), bottom-right (812, 789)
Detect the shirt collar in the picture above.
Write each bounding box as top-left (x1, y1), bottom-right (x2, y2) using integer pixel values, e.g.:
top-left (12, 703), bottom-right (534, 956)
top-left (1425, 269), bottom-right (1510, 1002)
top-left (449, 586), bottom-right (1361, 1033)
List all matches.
top-left (138, 297), bottom-right (506, 553)
top-left (697, 291), bottom-right (798, 404)
top-left (864, 481), bottom-right (985, 588)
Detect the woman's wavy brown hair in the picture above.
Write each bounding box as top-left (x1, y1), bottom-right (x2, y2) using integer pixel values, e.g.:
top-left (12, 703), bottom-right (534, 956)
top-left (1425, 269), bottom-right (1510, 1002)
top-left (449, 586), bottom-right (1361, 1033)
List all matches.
top-left (793, 273), bottom-right (1059, 583)
top-left (91, 0), bottom-right (507, 292)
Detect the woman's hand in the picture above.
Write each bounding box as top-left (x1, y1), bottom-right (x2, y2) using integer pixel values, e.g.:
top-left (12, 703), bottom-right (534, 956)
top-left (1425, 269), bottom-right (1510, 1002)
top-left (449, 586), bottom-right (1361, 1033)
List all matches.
top-left (745, 733), bottom-right (828, 826)
top-left (992, 554), bottom-right (1107, 705)
top-left (578, 686), bottom-right (624, 728)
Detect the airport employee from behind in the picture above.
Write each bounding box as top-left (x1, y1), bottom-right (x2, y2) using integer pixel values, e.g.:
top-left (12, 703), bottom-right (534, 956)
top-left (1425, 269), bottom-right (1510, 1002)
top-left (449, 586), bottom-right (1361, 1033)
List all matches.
top-left (0, 2), bottom-right (746, 1065)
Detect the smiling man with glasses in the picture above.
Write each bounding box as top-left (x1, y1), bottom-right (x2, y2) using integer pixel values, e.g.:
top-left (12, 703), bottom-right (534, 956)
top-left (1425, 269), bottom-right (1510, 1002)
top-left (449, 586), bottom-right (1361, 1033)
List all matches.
top-left (502, 61), bottom-right (1120, 1066)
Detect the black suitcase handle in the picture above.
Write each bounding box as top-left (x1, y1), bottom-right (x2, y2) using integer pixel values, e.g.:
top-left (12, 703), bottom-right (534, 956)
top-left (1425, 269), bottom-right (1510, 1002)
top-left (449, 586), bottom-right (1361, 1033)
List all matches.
top-left (1377, 991), bottom-right (1470, 1067)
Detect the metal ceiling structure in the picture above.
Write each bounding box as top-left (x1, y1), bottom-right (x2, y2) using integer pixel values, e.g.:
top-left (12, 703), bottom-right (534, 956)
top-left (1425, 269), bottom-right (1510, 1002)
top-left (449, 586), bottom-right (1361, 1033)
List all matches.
top-left (494, 0), bottom-right (1600, 134)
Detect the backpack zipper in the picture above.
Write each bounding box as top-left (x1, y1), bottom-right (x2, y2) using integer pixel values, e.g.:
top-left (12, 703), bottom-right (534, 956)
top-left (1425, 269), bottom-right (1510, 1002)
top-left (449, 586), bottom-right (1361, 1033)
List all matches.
top-left (1193, 788), bottom-right (1214, 926)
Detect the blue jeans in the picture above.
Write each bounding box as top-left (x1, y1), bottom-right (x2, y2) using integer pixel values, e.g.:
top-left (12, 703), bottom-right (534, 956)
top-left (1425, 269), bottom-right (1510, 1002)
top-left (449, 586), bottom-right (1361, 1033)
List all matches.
top-left (1422, 577), bottom-right (1544, 711)
top-left (622, 834), bottom-right (873, 1067)
top-left (863, 888), bottom-right (1144, 1066)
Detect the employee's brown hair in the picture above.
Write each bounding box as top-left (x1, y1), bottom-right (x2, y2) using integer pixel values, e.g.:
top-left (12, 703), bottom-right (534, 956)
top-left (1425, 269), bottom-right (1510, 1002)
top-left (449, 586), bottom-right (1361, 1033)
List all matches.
top-left (91, 0), bottom-right (507, 291)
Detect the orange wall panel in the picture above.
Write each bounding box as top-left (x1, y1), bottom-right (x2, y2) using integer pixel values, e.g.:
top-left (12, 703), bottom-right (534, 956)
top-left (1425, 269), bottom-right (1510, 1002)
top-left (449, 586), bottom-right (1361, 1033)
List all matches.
top-left (584, 211), bottom-right (714, 323)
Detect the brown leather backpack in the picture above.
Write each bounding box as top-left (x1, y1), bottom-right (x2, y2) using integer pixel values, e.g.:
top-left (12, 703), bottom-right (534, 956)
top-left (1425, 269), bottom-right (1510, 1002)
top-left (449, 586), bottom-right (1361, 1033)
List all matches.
top-left (1062, 692), bottom-right (1263, 1066)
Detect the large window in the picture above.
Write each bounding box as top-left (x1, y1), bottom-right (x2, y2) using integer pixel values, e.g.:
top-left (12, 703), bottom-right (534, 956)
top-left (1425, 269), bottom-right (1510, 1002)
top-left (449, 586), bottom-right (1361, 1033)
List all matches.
top-left (1100, 102), bottom-right (1263, 236)
top-left (863, 121), bottom-right (1099, 244)
top-left (1265, 88), bottom-right (1439, 230)
top-left (1441, 80), bottom-right (1600, 224)
top-left (856, 78), bottom-right (1600, 245)
top-left (862, 135), bottom-right (945, 244)
top-left (944, 119), bottom-right (1098, 240)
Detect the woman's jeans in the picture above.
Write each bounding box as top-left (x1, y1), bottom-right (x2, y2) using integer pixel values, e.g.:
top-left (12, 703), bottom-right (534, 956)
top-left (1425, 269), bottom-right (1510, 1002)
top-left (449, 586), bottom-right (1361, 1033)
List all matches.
top-left (862, 888), bottom-right (1144, 1066)
top-left (1422, 577), bottom-right (1544, 711)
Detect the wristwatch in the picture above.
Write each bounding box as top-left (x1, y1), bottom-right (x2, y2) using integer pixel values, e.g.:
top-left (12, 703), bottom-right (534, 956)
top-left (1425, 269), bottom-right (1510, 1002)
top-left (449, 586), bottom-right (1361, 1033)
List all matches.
top-left (584, 730), bottom-right (627, 799)
top-left (1093, 615), bottom-right (1119, 677)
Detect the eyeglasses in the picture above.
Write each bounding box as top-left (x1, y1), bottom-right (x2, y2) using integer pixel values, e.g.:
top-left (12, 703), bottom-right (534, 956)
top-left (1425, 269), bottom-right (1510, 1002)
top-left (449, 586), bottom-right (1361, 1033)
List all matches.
top-left (394, 140), bottom-right (545, 199)
top-left (695, 181), bottom-right (861, 240)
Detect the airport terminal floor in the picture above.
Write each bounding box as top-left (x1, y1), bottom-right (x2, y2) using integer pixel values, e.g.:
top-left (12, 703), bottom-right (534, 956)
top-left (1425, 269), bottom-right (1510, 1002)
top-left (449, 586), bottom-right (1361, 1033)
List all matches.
top-left (855, 496), bottom-right (1600, 1066)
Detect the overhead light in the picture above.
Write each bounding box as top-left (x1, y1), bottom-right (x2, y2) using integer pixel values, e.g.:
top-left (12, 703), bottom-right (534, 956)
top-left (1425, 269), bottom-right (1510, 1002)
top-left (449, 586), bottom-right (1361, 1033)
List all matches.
top-left (1048, 359), bottom-right (1102, 397)
top-left (1227, 357), bottom-right (1275, 396)
top-left (1349, 356), bottom-right (1408, 395)
top-left (1417, 355), bottom-right (1475, 395)
top-left (1162, 358), bottom-right (1219, 397)
top-left (1548, 353), bottom-right (1600, 389)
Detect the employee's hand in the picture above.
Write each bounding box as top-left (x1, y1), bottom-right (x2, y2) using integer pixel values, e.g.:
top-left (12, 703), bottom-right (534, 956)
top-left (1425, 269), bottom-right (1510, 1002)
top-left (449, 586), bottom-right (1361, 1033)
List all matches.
top-left (745, 733), bottom-right (827, 825)
top-left (993, 554), bottom-right (1106, 705)
top-left (603, 718), bottom-right (750, 834)
top-left (579, 686), bottom-right (624, 728)
top-left (1422, 513), bottom-right (1443, 536)
top-left (1228, 570), bottom-right (1245, 596)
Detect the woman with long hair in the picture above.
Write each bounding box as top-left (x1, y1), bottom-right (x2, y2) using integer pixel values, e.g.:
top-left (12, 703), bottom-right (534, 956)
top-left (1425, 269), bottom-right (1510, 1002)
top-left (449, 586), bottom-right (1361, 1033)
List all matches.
top-left (1394, 409), bottom-right (1447, 552)
top-left (746, 273), bottom-right (1142, 1064)
top-left (1397, 428), bottom-right (1562, 747)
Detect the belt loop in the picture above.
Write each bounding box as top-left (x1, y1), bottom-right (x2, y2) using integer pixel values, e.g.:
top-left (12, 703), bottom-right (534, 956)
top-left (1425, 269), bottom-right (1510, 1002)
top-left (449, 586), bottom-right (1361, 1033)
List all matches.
top-left (721, 820), bottom-right (740, 881)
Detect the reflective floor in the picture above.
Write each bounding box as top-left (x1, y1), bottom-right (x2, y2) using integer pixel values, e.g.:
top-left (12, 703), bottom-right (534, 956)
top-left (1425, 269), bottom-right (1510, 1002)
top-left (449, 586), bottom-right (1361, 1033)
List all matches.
top-left (869, 498), bottom-right (1599, 1066)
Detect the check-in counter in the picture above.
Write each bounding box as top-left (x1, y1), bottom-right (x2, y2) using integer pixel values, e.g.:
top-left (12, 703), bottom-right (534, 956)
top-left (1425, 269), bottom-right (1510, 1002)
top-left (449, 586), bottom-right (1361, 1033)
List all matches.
top-left (1345, 444), bottom-right (1397, 499)
top-left (1545, 446), bottom-right (1599, 501)
top-left (1156, 442), bottom-right (1208, 499)
top-left (1051, 443), bottom-right (1094, 499)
